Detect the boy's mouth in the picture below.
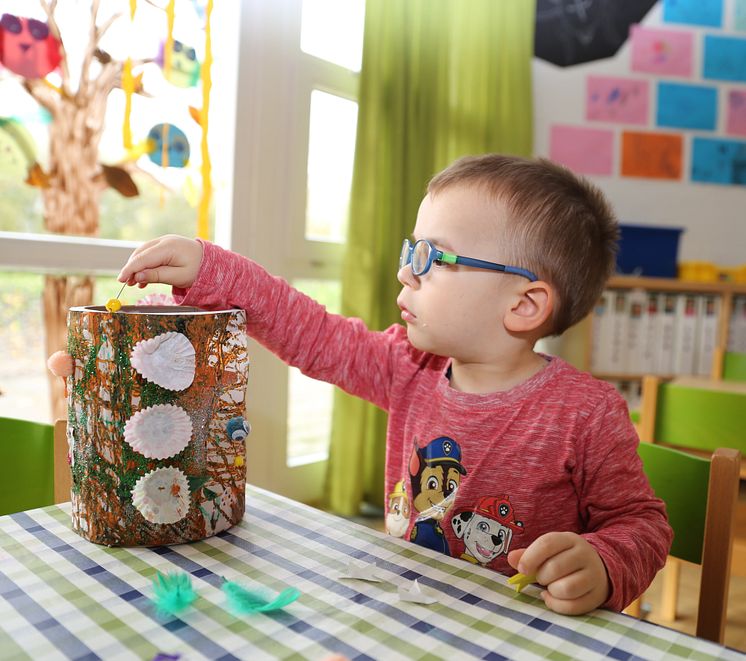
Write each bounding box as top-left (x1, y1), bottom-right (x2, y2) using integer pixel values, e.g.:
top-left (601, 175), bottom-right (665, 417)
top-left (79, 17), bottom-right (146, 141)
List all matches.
top-left (397, 300), bottom-right (416, 323)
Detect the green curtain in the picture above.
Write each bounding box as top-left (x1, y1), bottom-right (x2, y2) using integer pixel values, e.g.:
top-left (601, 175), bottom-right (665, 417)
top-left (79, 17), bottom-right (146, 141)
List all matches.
top-left (324, 0), bottom-right (536, 516)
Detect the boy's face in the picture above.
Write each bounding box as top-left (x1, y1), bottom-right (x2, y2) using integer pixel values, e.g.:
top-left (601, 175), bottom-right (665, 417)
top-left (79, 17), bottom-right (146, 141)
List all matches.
top-left (397, 186), bottom-right (522, 361)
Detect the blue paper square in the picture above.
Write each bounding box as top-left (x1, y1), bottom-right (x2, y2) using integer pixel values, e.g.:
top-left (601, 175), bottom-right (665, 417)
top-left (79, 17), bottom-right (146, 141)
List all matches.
top-left (704, 35), bottom-right (746, 82)
top-left (657, 82), bottom-right (718, 130)
top-left (663, 0), bottom-right (723, 27)
top-left (691, 137), bottom-right (746, 185)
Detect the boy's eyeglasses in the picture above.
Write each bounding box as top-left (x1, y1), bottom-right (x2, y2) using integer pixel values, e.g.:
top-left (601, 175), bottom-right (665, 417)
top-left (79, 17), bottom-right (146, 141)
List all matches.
top-left (399, 239), bottom-right (538, 282)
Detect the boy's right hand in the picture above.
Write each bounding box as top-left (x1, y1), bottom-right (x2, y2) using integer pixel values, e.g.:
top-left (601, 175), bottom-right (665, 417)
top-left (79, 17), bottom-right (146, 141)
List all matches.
top-left (117, 235), bottom-right (203, 290)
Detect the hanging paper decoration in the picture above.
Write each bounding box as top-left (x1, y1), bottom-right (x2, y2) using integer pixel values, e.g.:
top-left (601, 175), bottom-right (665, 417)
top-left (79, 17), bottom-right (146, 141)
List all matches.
top-left (0, 117), bottom-right (37, 181)
top-left (146, 123), bottom-right (190, 168)
top-left (0, 14), bottom-right (62, 78)
top-left (66, 305), bottom-right (250, 546)
top-left (196, 0), bottom-right (214, 240)
top-left (158, 39), bottom-right (200, 88)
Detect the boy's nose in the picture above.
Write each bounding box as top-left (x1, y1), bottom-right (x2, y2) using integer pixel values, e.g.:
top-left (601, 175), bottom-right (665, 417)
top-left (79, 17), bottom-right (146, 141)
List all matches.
top-left (397, 264), bottom-right (419, 288)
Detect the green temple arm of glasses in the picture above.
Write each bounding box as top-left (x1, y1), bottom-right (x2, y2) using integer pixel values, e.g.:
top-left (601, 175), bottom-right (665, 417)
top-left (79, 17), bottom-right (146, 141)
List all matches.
top-left (437, 251), bottom-right (538, 282)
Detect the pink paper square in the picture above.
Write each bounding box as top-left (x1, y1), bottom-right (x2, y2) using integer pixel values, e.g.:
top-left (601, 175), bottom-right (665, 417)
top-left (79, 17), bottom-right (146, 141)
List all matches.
top-left (630, 24), bottom-right (694, 77)
top-left (586, 76), bottom-right (650, 124)
top-left (726, 89), bottom-right (746, 135)
top-left (549, 125), bottom-right (614, 175)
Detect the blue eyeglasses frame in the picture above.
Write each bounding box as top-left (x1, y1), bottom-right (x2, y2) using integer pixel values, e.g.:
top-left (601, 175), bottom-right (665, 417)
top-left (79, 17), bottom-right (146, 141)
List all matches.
top-left (399, 238), bottom-right (538, 282)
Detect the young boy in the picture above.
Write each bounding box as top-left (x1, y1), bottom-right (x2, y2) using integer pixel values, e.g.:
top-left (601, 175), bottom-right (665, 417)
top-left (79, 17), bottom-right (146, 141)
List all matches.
top-left (60, 154), bottom-right (672, 616)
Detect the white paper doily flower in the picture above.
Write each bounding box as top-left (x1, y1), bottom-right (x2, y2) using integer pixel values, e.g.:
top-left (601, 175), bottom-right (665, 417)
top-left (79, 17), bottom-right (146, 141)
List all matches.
top-left (123, 404), bottom-right (192, 459)
top-left (131, 466), bottom-right (191, 524)
top-left (130, 331), bottom-right (195, 391)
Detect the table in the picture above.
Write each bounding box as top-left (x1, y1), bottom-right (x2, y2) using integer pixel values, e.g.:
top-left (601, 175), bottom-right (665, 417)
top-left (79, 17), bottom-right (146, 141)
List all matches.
top-left (0, 487), bottom-right (742, 660)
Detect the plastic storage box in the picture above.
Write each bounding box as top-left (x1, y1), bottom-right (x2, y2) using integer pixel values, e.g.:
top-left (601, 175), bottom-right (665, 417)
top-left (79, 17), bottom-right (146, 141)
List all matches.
top-left (616, 224), bottom-right (684, 278)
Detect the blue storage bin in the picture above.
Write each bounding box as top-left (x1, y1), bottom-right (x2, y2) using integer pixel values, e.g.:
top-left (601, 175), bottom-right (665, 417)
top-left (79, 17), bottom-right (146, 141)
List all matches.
top-left (616, 224), bottom-right (684, 278)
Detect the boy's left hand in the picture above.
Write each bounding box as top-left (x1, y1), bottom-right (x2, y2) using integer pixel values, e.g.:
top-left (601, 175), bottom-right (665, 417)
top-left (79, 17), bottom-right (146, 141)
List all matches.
top-left (507, 532), bottom-right (609, 615)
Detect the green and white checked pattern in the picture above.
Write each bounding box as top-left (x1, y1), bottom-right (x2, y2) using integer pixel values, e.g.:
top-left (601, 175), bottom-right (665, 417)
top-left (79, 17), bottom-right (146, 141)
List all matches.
top-left (0, 486), bottom-right (742, 660)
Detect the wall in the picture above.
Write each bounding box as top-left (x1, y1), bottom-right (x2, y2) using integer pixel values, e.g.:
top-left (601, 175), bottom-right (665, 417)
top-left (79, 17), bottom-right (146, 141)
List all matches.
top-left (532, 1), bottom-right (746, 267)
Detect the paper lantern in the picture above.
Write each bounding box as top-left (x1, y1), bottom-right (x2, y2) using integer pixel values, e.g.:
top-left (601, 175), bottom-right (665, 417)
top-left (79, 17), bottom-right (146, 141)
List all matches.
top-left (65, 305), bottom-right (249, 546)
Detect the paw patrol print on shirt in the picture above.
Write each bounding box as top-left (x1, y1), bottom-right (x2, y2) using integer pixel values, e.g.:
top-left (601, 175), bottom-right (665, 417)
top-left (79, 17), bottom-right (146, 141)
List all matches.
top-left (407, 436), bottom-right (467, 554)
top-left (385, 480), bottom-right (410, 537)
top-left (450, 495), bottom-right (524, 565)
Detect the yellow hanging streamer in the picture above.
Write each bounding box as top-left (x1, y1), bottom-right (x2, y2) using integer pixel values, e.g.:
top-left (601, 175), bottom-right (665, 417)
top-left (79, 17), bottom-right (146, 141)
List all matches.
top-left (197, 0), bottom-right (213, 240)
top-left (122, 1), bottom-right (136, 150)
top-left (165, 0), bottom-right (175, 81)
top-left (122, 58), bottom-right (134, 149)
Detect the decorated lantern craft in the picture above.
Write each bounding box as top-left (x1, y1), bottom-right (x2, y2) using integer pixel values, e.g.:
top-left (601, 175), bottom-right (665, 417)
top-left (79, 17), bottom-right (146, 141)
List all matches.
top-left (66, 305), bottom-right (249, 547)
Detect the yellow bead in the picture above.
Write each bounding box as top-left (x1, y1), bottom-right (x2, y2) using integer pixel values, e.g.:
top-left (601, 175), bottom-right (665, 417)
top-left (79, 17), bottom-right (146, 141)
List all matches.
top-left (234, 456), bottom-right (245, 467)
top-left (105, 298), bottom-right (122, 313)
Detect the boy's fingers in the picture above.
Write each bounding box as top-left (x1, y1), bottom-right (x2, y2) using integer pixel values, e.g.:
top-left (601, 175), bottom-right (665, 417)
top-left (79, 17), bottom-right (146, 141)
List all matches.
top-left (516, 532), bottom-right (575, 575)
top-left (507, 548), bottom-right (525, 570)
top-left (132, 265), bottom-right (182, 285)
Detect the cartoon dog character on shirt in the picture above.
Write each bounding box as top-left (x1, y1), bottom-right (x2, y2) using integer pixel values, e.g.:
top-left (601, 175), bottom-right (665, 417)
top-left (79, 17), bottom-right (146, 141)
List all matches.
top-left (450, 495), bottom-right (523, 565)
top-left (408, 436), bottom-right (467, 555)
top-left (385, 480), bottom-right (410, 538)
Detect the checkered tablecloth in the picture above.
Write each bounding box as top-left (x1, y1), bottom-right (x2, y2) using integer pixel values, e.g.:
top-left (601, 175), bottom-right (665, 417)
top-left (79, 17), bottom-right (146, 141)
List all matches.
top-left (0, 486), bottom-right (742, 660)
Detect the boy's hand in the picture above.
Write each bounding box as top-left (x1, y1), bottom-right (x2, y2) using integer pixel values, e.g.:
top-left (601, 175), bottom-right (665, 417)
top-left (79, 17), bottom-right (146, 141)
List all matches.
top-left (117, 235), bottom-right (203, 289)
top-left (507, 532), bottom-right (609, 615)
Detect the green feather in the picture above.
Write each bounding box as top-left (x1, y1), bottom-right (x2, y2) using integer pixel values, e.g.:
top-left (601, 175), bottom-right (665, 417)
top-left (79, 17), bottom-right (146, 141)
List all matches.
top-left (221, 579), bottom-right (300, 615)
top-left (151, 571), bottom-right (198, 616)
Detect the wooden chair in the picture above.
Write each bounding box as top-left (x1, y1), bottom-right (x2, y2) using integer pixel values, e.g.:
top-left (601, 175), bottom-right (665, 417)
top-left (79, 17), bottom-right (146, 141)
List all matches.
top-left (711, 347), bottom-right (746, 382)
top-left (53, 419), bottom-right (72, 504)
top-left (634, 443), bottom-right (740, 643)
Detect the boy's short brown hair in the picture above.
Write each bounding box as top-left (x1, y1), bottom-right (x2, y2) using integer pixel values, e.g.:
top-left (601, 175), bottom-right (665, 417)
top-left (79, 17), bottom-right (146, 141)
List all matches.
top-left (428, 154), bottom-right (618, 336)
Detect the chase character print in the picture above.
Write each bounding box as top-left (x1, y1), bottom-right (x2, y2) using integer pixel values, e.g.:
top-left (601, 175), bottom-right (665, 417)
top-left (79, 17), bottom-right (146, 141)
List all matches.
top-left (408, 436), bottom-right (467, 554)
top-left (450, 495), bottom-right (523, 565)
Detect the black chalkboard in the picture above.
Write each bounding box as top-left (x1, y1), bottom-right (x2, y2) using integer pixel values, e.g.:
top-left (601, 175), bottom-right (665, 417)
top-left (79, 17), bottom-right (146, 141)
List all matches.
top-left (535, 0), bottom-right (659, 67)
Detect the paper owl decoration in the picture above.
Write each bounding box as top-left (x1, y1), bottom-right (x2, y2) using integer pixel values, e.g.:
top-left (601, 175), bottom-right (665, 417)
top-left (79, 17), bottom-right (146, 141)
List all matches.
top-left (159, 38), bottom-right (201, 88)
top-left (65, 305), bottom-right (250, 546)
top-left (0, 14), bottom-right (62, 78)
top-left (147, 123), bottom-right (190, 168)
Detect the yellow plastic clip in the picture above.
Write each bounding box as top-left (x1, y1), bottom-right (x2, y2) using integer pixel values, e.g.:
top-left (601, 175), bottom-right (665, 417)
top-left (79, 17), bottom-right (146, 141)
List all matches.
top-left (507, 572), bottom-right (536, 594)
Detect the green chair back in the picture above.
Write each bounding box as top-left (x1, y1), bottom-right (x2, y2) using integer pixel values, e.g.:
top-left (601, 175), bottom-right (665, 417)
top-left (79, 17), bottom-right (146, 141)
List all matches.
top-left (637, 442), bottom-right (709, 564)
top-left (0, 417), bottom-right (54, 516)
top-left (723, 351), bottom-right (746, 382)
top-left (656, 383), bottom-right (746, 453)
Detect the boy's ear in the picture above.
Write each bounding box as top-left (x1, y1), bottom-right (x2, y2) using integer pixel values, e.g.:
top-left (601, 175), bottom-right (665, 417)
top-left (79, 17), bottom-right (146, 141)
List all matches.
top-left (504, 281), bottom-right (554, 334)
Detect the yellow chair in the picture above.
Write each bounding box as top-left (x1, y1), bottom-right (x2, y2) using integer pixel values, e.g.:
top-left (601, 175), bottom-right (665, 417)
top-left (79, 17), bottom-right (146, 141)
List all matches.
top-left (634, 443), bottom-right (740, 643)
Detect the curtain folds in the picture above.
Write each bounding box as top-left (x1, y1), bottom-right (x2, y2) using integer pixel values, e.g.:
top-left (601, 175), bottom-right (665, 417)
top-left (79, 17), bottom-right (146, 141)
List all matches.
top-left (325, 0), bottom-right (536, 516)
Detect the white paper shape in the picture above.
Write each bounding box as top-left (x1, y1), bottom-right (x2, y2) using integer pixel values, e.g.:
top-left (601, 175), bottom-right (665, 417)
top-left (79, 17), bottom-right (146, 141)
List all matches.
top-left (131, 466), bottom-right (191, 524)
top-left (398, 579), bottom-right (437, 605)
top-left (124, 403), bottom-right (192, 459)
top-left (338, 559), bottom-right (384, 582)
top-left (130, 331), bottom-right (196, 391)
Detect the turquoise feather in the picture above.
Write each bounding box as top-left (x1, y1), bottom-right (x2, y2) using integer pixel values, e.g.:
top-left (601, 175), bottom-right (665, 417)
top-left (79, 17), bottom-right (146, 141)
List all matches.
top-left (151, 571), bottom-right (198, 616)
top-left (221, 579), bottom-right (300, 615)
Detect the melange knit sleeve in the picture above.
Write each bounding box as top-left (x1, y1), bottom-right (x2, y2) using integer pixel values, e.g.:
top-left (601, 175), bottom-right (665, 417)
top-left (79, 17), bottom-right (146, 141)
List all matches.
top-left (171, 240), bottom-right (402, 410)
top-left (574, 390), bottom-right (673, 612)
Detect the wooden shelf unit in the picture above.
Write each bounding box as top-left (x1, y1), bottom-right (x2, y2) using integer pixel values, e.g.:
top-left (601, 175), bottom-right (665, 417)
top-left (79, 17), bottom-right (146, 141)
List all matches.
top-left (587, 276), bottom-right (746, 380)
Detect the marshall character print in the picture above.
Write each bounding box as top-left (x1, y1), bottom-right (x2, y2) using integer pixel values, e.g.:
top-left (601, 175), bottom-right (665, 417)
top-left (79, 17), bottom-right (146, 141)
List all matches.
top-left (408, 436), bottom-right (467, 554)
top-left (450, 495), bottom-right (524, 565)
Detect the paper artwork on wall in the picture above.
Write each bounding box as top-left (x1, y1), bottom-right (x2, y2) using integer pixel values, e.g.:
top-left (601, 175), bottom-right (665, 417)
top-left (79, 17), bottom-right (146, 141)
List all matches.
top-left (726, 90), bottom-right (746, 135)
top-left (621, 131), bottom-right (683, 179)
top-left (662, 0), bottom-right (723, 28)
top-left (549, 125), bottom-right (614, 175)
top-left (703, 35), bottom-right (746, 82)
top-left (657, 82), bottom-right (718, 131)
top-left (586, 76), bottom-right (649, 124)
top-left (630, 25), bottom-right (694, 77)
top-left (691, 136), bottom-right (746, 184)
top-left (736, 0), bottom-right (746, 31)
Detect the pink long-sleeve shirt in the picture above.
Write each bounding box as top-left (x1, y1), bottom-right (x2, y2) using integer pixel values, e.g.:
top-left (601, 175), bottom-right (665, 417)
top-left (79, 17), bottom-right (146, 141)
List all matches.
top-left (175, 240), bottom-right (672, 611)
